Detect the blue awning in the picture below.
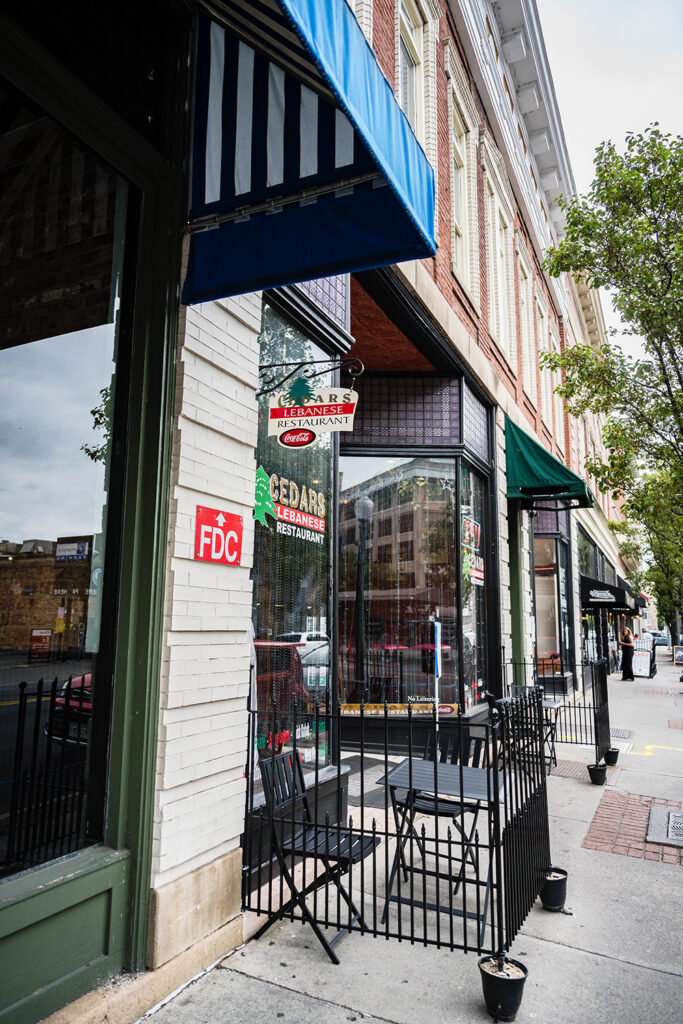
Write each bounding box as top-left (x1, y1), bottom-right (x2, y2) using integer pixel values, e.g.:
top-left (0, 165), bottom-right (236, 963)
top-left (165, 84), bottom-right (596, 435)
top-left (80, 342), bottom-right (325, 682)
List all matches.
top-left (183, 0), bottom-right (436, 304)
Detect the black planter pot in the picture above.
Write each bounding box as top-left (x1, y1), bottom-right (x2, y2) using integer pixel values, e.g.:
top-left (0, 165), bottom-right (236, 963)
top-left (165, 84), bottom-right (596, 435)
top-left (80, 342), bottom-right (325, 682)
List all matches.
top-left (479, 956), bottom-right (528, 1022)
top-left (587, 763), bottom-right (607, 785)
top-left (539, 867), bottom-right (567, 911)
top-left (605, 748), bottom-right (619, 766)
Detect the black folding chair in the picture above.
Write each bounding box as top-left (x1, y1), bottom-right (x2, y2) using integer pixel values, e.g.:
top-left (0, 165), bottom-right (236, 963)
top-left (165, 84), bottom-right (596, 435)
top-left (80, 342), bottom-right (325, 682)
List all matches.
top-left (387, 730), bottom-right (488, 900)
top-left (381, 728), bottom-right (493, 943)
top-left (256, 750), bottom-right (379, 964)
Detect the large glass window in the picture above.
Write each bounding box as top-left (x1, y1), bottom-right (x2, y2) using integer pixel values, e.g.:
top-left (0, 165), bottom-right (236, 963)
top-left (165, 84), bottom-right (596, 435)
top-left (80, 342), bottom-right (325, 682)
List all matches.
top-left (0, 95), bottom-right (128, 877)
top-left (460, 466), bottom-right (488, 709)
top-left (534, 537), bottom-right (559, 662)
top-left (251, 303), bottom-right (334, 768)
top-left (338, 456), bottom-right (489, 713)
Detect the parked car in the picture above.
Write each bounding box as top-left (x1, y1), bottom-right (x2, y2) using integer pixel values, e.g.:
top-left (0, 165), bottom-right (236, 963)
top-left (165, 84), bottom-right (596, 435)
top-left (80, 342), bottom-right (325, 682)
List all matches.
top-left (46, 673), bottom-right (92, 745)
top-left (254, 641), bottom-right (306, 712)
top-left (650, 630), bottom-right (669, 647)
top-left (299, 642), bottom-right (330, 694)
top-left (276, 631), bottom-right (329, 656)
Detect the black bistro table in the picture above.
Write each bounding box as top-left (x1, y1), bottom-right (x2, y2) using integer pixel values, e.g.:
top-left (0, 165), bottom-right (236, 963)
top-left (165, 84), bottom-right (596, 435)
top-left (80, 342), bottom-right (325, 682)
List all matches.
top-left (541, 697), bottom-right (564, 771)
top-left (377, 759), bottom-right (505, 944)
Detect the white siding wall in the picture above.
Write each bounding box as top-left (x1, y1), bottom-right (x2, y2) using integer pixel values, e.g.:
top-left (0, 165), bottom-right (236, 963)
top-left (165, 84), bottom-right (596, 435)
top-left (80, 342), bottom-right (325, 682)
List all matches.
top-left (151, 292), bottom-right (261, 889)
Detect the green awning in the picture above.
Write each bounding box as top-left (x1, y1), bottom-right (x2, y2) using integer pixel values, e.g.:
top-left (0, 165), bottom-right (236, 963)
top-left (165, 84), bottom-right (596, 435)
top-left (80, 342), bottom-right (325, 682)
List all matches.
top-left (505, 417), bottom-right (594, 509)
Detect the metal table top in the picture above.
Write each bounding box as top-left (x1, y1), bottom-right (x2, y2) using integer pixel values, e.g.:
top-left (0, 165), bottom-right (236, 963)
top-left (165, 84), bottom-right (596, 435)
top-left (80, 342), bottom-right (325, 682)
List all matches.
top-left (376, 759), bottom-right (505, 804)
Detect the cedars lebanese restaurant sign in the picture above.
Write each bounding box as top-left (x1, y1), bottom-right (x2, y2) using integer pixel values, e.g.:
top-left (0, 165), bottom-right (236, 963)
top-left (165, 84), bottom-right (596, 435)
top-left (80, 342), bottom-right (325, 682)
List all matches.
top-left (268, 376), bottom-right (358, 448)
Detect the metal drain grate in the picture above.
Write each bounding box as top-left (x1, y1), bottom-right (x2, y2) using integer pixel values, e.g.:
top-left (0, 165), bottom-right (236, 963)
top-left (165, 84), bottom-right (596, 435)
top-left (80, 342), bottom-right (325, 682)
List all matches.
top-left (611, 728), bottom-right (633, 739)
top-left (668, 812), bottom-right (683, 841)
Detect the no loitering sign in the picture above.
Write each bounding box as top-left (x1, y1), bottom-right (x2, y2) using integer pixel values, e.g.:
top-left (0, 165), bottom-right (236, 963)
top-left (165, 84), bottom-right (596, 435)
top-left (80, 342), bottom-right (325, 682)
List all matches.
top-left (194, 505), bottom-right (243, 566)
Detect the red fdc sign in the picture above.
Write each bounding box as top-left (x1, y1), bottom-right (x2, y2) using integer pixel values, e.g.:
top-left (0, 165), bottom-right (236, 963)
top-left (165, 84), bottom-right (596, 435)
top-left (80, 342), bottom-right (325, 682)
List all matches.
top-left (194, 505), bottom-right (243, 566)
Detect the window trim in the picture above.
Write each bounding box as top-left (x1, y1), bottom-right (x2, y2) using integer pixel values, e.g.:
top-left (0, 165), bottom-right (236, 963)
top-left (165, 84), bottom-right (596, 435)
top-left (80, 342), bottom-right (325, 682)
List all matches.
top-left (444, 39), bottom-right (480, 307)
top-left (481, 132), bottom-right (516, 370)
top-left (517, 240), bottom-right (537, 405)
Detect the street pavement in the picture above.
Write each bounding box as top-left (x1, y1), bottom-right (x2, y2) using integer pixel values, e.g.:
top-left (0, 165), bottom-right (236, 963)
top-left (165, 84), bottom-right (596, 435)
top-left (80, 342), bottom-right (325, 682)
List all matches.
top-left (141, 654), bottom-right (683, 1024)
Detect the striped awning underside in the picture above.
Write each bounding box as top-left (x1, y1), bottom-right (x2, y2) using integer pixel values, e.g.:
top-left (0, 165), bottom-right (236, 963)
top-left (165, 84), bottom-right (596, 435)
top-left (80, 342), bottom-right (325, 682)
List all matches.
top-left (184, 0), bottom-right (436, 303)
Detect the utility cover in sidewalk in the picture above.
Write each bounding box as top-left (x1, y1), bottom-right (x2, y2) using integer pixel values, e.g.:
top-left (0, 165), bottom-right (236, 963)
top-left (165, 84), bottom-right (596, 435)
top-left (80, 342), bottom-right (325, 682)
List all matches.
top-left (646, 807), bottom-right (683, 848)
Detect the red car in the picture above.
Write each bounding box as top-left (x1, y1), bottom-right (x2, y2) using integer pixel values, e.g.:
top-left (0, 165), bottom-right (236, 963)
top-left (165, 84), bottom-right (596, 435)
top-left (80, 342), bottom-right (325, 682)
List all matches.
top-left (46, 673), bottom-right (92, 745)
top-left (254, 642), bottom-right (306, 714)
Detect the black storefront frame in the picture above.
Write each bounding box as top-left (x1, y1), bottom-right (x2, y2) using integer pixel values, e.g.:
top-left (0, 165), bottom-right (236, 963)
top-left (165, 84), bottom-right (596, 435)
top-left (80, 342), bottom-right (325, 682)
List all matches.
top-left (532, 512), bottom-right (577, 689)
top-left (0, 6), bottom-right (191, 1017)
top-left (339, 428), bottom-right (500, 714)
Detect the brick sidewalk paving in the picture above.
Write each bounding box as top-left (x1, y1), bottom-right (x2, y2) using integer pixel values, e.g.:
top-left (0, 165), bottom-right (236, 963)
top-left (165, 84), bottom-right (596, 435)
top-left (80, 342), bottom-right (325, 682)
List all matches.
top-left (582, 790), bottom-right (682, 865)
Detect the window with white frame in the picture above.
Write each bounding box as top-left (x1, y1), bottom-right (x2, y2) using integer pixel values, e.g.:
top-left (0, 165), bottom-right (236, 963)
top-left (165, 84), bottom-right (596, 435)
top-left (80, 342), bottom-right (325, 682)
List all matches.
top-left (452, 105), bottom-right (468, 280)
top-left (399, 1), bottom-right (423, 135)
top-left (486, 184), bottom-right (512, 358)
top-left (536, 299), bottom-right (552, 426)
top-left (445, 41), bottom-right (479, 297)
top-left (482, 133), bottom-right (515, 368)
top-left (518, 253), bottom-right (536, 404)
top-left (550, 324), bottom-right (564, 450)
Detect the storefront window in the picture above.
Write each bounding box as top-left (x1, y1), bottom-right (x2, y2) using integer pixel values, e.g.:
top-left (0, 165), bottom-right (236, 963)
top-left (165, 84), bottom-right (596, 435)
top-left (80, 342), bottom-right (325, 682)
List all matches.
top-left (534, 534), bottom-right (573, 672)
top-left (338, 456), bottom-right (459, 710)
top-left (0, 98), bottom-right (128, 877)
top-left (460, 466), bottom-right (487, 709)
top-left (338, 456), bottom-right (489, 713)
top-left (251, 303), bottom-right (333, 768)
top-left (578, 526), bottom-right (594, 577)
top-left (534, 537), bottom-right (559, 662)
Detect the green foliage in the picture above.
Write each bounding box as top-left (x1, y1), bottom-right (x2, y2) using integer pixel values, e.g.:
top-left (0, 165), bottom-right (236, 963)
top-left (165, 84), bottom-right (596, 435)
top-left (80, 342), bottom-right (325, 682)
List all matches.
top-left (609, 470), bottom-right (683, 636)
top-left (542, 127), bottom-right (683, 623)
top-left (81, 386), bottom-right (112, 463)
top-left (542, 126), bottom-right (683, 496)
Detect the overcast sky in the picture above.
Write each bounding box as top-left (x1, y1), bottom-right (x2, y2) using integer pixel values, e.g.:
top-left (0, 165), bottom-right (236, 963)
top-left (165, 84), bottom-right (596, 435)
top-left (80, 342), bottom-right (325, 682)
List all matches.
top-left (0, 326), bottom-right (114, 545)
top-left (538, 0), bottom-right (683, 345)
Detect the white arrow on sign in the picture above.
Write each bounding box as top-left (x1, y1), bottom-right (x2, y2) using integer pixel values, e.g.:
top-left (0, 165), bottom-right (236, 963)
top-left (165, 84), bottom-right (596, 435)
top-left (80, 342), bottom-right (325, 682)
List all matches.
top-left (216, 513), bottom-right (226, 526)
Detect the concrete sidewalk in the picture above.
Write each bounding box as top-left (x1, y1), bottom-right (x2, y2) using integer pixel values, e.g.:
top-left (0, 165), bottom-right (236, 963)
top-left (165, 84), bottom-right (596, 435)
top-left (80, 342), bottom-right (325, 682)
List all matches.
top-left (142, 656), bottom-right (683, 1024)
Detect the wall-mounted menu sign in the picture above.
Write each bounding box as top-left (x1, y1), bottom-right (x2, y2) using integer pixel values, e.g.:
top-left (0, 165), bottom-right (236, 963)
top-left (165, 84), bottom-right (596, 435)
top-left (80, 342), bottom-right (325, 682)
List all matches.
top-left (268, 378), bottom-right (358, 448)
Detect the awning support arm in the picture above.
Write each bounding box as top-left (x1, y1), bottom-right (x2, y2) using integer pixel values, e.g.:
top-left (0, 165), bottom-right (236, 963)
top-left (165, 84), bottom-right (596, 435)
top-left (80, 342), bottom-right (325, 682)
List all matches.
top-left (257, 356), bottom-right (364, 397)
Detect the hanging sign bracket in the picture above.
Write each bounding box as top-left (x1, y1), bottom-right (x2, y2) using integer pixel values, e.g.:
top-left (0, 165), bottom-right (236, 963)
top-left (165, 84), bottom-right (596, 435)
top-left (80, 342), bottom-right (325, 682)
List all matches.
top-left (256, 357), bottom-right (364, 398)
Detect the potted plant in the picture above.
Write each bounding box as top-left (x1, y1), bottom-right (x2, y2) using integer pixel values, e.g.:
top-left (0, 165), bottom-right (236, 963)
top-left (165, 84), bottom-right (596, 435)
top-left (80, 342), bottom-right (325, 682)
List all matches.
top-left (605, 748), bottom-right (619, 765)
top-left (479, 954), bottom-right (528, 1022)
top-left (587, 762), bottom-right (607, 785)
top-left (539, 867), bottom-right (567, 911)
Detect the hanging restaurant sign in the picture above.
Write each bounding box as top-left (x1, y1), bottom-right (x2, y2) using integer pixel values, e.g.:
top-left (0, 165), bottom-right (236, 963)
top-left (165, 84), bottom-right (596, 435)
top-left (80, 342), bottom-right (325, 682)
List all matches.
top-left (268, 379), bottom-right (359, 447)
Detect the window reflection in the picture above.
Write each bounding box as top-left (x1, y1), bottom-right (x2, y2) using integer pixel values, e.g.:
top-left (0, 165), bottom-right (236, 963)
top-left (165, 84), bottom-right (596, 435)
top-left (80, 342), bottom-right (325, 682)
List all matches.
top-left (338, 456), bottom-right (460, 711)
top-left (250, 303), bottom-right (333, 770)
top-left (460, 466), bottom-right (487, 709)
top-left (0, 96), bottom-right (127, 875)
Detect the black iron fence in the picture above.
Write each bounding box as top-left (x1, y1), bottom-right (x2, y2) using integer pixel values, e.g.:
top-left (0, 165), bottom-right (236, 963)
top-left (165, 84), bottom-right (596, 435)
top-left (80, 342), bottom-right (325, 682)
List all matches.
top-left (242, 688), bottom-right (551, 962)
top-left (1, 677), bottom-right (90, 877)
top-left (503, 658), bottom-right (612, 767)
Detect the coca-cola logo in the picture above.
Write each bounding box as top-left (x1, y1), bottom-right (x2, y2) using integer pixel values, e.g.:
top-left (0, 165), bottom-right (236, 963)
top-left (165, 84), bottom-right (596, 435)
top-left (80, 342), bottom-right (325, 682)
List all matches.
top-left (279, 429), bottom-right (317, 448)
top-left (438, 704), bottom-right (455, 715)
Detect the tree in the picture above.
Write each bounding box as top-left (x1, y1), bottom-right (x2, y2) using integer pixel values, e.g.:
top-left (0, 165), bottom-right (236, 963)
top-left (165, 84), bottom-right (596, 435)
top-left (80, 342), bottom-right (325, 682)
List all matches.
top-left (286, 375), bottom-right (316, 406)
top-left (542, 126), bottom-right (683, 631)
top-left (609, 470), bottom-right (683, 645)
top-left (81, 386), bottom-right (112, 464)
top-left (542, 126), bottom-right (683, 501)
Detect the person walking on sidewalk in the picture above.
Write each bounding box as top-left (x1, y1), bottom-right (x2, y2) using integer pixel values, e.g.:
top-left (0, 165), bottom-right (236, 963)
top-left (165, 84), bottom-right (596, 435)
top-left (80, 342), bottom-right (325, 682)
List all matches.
top-left (621, 627), bottom-right (635, 680)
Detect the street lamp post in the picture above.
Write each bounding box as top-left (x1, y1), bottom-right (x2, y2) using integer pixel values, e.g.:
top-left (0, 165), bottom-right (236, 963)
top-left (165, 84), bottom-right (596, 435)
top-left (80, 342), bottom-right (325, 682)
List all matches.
top-left (354, 495), bottom-right (374, 701)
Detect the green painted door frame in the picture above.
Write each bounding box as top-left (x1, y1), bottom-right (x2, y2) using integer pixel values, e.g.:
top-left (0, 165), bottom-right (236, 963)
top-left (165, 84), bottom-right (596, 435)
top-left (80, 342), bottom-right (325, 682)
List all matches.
top-left (0, 9), bottom-right (191, 1020)
top-left (508, 499), bottom-right (526, 674)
